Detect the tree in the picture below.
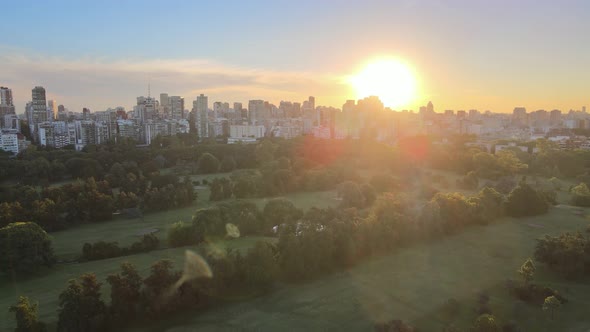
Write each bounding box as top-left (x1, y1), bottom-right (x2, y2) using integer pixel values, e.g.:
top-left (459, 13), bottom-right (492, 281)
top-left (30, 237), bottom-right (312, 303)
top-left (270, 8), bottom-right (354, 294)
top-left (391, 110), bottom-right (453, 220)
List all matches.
top-left (542, 295), bottom-right (561, 320)
top-left (505, 179), bottom-right (548, 217)
top-left (338, 181), bottom-right (365, 208)
top-left (243, 241), bottom-right (279, 290)
top-left (473, 314), bottom-right (500, 332)
top-left (262, 198), bottom-right (302, 231)
top-left (57, 273), bottom-right (107, 332)
top-left (570, 182), bottom-right (590, 207)
top-left (142, 260), bottom-right (178, 316)
top-left (432, 192), bottom-right (477, 232)
top-left (9, 296), bottom-right (47, 332)
top-left (496, 150), bottom-right (528, 175)
top-left (197, 152), bottom-right (220, 174)
top-left (219, 156), bottom-right (237, 172)
top-left (471, 187), bottom-right (504, 224)
top-left (374, 320), bottom-right (416, 332)
top-left (457, 171), bottom-right (479, 190)
top-left (107, 262), bottom-right (142, 321)
top-left (209, 178), bottom-right (232, 201)
top-left (360, 183), bottom-right (377, 206)
top-left (255, 140), bottom-right (278, 165)
top-left (0, 222), bottom-right (56, 274)
top-left (535, 232), bottom-right (586, 276)
top-left (369, 173), bottom-right (398, 193)
top-left (518, 258), bottom-right (535, 286)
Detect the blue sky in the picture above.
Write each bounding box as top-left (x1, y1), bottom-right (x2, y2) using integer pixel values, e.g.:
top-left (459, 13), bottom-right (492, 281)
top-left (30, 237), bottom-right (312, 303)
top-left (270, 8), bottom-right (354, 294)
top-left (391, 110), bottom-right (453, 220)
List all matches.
top-left (1, 0), bottom-right (589, 113)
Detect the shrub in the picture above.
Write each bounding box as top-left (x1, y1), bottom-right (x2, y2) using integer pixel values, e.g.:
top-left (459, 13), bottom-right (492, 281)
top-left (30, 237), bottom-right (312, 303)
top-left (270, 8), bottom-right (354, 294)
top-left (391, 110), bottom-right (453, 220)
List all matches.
top-left (82, 241), bottom-right (124, 260)
top-left (82, 234), bottom-right (159, 261)
top-left (130, 233), bottom-right (160, 253)
top-left (168, 221), bottom-right (197, 247)
top-left (570, 182), bottom-right (590, 207)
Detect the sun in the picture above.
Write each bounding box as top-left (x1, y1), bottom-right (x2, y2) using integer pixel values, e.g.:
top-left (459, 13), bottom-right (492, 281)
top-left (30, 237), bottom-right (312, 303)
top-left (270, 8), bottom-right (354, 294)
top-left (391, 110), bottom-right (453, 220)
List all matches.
top-left (349, 58), bottom-right (418, 109)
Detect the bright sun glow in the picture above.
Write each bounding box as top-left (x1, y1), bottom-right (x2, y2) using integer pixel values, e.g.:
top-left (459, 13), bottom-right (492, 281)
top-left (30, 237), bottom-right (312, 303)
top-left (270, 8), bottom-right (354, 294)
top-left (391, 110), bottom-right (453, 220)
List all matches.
top-left (350, 58), bottom-right (418, 109)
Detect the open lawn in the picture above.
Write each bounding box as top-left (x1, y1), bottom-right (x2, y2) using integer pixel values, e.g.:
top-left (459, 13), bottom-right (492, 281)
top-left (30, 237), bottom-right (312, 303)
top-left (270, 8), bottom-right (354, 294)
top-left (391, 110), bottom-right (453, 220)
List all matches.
top-left (130, 206), bottom-right (590, 332)
top-left (50, 189), bottom-right (337, 261)
top-left (0, 187), bottom-right (339, 330)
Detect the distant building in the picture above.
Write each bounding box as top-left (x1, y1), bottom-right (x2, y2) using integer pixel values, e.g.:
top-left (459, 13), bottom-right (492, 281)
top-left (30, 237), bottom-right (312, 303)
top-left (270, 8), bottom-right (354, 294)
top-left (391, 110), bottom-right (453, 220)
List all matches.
top-left (193, 94), bottom-right (209, 138)
top-left (512, 107), bottom-right (527, 126)
top-left (48, 100), bottom-right (58, 120)
top-left (135, 96), bottom-right (158, 123)
top-left (31, 86), bottom-right (48, 125)
top-left (160, 93), bottom-right (170, 117)
top-left (230, 124), bottom-right (265, 139)
top-left (0, 86), bottom-right (16, 128)
top-left (0, 86), bottom-right (14, 107)
top-left (170, 96), bottom-right (184, 120)
top-left (0, 129), bottom-right (29, 154)
top-left (248, 99), bottom-right (270, 125)
top-left (550, 109), bottom-right (562, 126)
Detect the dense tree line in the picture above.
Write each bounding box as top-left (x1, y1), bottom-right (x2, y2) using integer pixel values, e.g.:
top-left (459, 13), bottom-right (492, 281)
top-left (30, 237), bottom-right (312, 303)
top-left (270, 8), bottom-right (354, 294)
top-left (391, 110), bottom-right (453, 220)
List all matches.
top-left (0, 172), bottom-right (194, 232)
top-left (428, 136), bottom-right (590, 183)
top-left (81, 234), bottom-right (159, 261)
top-left (37, 241), bottom-right (279, 331)
top-left (0, 138), bottom-right (262, 184)
top-left (0, 178), bottom-right (115, 230)
top-left (5, 135), bottom-right (590, 191)
top-left (534, 229), bottom-right (590, 277)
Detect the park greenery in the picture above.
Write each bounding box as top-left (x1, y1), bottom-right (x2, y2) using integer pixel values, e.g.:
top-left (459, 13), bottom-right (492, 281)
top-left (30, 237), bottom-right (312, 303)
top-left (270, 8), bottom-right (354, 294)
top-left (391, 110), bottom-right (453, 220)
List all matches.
top-left (4, 135), bottom-right (590, 330)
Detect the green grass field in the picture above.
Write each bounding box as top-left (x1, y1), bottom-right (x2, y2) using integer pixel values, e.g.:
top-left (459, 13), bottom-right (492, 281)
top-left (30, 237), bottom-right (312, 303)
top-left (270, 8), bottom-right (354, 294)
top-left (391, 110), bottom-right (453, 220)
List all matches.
top-left (4, 169), bottom-right (588, 331)
top-left (49, 189), bottom-right (337, 261)
top-left (0, 187), bottom-right (338, 331)
top-left (128, 206), bottom-right (590, 332)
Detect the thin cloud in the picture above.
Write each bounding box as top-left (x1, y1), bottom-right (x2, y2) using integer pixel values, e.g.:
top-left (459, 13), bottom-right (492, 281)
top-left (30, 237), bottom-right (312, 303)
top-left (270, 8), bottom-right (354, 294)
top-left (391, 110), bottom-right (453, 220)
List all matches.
top-left (0, 48), bottom-right (348, 112)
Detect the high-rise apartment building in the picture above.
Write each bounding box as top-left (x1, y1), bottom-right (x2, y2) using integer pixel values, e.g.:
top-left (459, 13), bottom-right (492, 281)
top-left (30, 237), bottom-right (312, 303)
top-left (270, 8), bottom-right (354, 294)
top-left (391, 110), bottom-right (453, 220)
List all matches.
top-left (135, 96), bottom-right (158, 123)
top-left (0, 87), bottom-right (14, 107)
top-left (0, 87), bottom-right (16, 128)
top-left (193, 94), bottom-right (208, 138)
top-left (512, 107), bottom-right (527, 126)
top-left (550, 109), bottom-right (562, 126)
top-left (31, 86), bottom-right (48, 125)
top-left (170, 96), bottom-right (184, 120)
top-left (160, 93), bottom-right (170, 118)
top-left (248, 100), bottom-right (267, 125)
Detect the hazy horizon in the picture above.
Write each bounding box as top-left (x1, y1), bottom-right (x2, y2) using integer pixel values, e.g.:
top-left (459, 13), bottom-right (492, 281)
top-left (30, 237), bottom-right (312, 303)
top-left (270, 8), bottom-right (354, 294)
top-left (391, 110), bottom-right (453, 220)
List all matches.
top-left (1, 0), bottom-right (589, 113)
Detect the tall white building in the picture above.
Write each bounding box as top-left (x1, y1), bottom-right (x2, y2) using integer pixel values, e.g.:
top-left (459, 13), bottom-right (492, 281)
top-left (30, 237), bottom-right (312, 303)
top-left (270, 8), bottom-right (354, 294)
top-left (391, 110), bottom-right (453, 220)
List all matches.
top-left (229, 125), bottom-right (265, 140)
top-left (0, 130), bottom-right (20, 154)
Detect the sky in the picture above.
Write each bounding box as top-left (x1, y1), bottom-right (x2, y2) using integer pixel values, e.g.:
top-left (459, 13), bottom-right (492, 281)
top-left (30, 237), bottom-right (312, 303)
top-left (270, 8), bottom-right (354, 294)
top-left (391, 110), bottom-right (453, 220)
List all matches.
top-left (1, 0), bottom-right (589, 113)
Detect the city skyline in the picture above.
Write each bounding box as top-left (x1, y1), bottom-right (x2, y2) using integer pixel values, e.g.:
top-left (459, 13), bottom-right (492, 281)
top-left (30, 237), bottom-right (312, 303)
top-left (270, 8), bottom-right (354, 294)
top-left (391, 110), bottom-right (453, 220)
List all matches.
top-left (1, 0), bottom-right (589, 113)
